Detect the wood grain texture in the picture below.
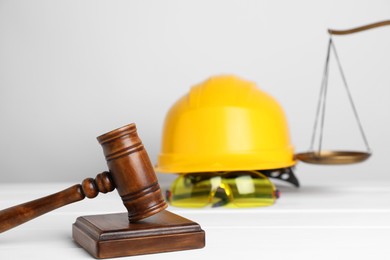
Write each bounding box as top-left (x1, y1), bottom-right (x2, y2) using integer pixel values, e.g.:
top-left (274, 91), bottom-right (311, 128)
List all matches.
top-left (97, 123), bottom-right (168, 222)
top-left (73, 210), bottom-right (205, 258)
top-left (0, 172), bottom-right (114, 233)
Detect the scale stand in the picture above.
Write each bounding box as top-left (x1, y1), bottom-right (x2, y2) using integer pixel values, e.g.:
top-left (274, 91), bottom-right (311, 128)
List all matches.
top-left (296, 20), bottom-right (390, 165)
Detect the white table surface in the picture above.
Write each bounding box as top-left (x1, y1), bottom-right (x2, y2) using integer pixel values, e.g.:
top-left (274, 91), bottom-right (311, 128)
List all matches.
top-left (1, 178), bottom-right (390, 260)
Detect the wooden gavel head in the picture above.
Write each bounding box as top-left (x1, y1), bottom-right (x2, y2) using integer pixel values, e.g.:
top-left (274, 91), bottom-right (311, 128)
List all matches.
top-left (97, 123), bottom-right (167, 222)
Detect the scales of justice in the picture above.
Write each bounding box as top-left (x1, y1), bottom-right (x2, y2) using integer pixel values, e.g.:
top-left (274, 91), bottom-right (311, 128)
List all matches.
top-left (296, 20), bottom-right (390, 165)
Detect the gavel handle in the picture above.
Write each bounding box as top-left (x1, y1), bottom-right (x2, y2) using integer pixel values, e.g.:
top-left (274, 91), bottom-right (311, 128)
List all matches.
top-left (0, 172), bottom-right (114, 233)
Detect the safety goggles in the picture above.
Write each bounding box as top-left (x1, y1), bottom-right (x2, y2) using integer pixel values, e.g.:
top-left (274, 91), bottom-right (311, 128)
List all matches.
top-left (166, 171), bottom-right (279, 208)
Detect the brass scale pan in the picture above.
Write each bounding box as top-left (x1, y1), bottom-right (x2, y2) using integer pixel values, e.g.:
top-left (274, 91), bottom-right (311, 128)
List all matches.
top-left (295, 151), bottom-right (371, 165)
top-left (295, 20), bottom-right (390, 164)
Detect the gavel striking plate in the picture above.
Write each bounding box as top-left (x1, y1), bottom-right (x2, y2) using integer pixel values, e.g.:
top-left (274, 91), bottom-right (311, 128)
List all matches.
top-left (0, 123), bottom-right (205, 258)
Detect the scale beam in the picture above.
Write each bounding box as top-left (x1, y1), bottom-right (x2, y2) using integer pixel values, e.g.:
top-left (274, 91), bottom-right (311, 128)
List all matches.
top-left (328, 20), bottom-right (390, 35)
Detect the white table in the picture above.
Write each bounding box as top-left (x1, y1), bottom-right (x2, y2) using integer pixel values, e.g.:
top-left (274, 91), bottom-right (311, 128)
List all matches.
top-left (1, 178), bottom-right (390, 260)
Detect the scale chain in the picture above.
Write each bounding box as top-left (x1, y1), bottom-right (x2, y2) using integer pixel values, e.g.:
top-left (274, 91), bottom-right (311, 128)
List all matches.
top-left (309, 37), bottom-right (332, 153)
top-left (330, 40), bottom-right (371, 152)
top-left (309, 37), bottom-right (371, 154)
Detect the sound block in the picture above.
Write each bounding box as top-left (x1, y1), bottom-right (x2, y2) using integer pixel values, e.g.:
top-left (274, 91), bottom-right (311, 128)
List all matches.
top-left (72, 210), bottom-right (205, 258)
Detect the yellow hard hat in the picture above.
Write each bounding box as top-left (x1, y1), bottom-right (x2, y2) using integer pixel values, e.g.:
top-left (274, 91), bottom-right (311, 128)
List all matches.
top-left (156, 75), bottom-right (295, 173)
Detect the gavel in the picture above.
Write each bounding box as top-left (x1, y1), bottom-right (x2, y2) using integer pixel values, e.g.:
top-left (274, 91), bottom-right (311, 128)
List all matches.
top-left (0, 123), bottom-right (168, 233)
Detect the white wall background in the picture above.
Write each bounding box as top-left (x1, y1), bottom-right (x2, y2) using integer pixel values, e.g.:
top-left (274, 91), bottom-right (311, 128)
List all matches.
top-left (0, 0), bottom-right (389, 184)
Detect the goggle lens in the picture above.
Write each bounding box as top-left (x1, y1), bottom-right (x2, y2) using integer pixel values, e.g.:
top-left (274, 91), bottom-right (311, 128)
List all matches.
top-left (167, 171), bottom-right (278, 208)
